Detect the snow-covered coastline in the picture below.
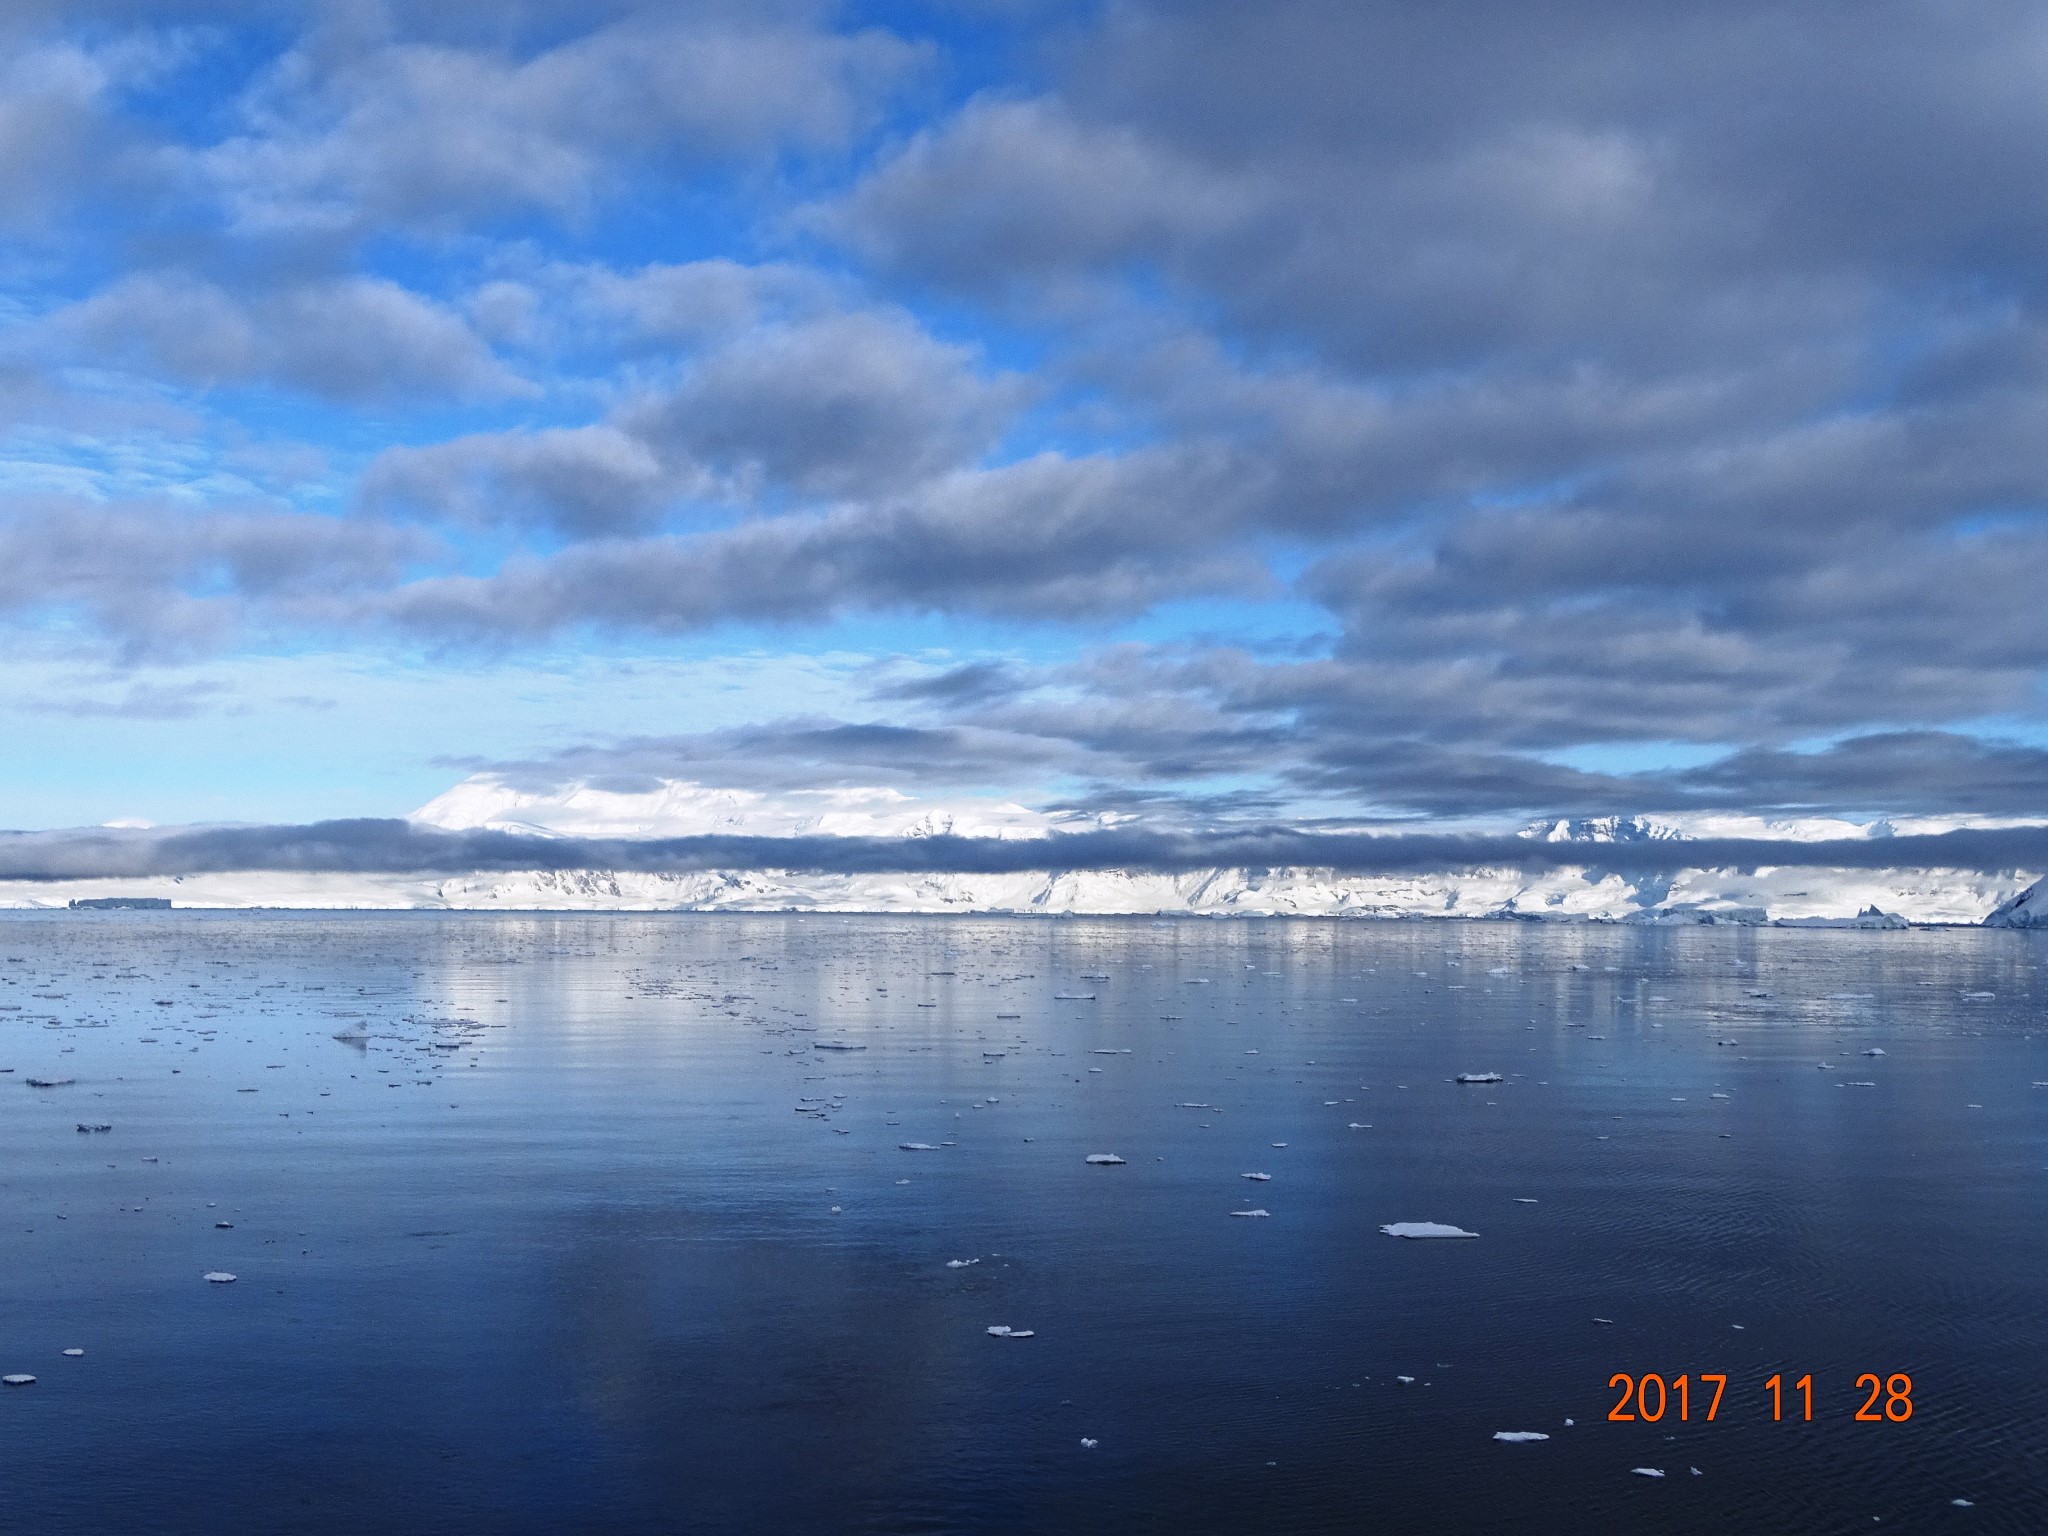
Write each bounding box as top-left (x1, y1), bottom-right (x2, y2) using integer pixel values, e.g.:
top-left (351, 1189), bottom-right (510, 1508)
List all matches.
top-left (2, 862), bottom-right (2040, 925)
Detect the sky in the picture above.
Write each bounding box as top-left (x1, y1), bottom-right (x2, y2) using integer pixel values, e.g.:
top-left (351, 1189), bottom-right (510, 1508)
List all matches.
top-left (4, 0), bottom-right (2048, 857)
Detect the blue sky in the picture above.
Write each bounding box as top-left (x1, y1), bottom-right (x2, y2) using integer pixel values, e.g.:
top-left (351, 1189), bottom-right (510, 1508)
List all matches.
top-left (4, 0), bottom-right (2048, 839)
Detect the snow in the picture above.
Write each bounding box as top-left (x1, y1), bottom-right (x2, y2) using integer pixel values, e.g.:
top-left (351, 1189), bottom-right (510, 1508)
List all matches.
top-left (1, 790), bottom-right (2038, 920)
top-left (3, 856), bottom-right (2034, 921)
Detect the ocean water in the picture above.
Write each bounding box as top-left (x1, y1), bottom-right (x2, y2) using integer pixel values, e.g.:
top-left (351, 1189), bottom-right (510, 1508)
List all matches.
top-left (1, 911), bottom-right (2043, 1535)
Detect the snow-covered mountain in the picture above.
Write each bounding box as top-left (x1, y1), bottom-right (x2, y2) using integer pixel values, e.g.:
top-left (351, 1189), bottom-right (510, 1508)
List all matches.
top-left (410, 775), bottom-right (1112, 841)
top-left (0, 778), bottom-right (2040, 924)
top-left (2, 860), bottom-right (2036, 925)
top-left (1985, 876), bottom-right (2048, 928)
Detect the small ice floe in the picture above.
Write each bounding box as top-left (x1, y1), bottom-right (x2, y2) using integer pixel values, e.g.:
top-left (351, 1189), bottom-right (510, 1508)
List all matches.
top-left (1380, 1222), bottom-right (1478, 1239)
top-left (813, 1042), bottom-right (866, 1051)
top-left (1952, 1498), bottom-right (1974, 1507)
top-left (945, 1259), bottom-right (979, 1268)
top-left (1513, 1197), bottom-right (1538, 1204)
top-left (213, 1221), bottom-right (233, 1229)
top-left (1053, 994), bottom-right (1096, 1002)
top-left (1348, 1122), bottom-right (1371, 1129)
top-left (1080, 1438), bottom-right (1098, 1449)
top-left (3, 1374), bottom-right (34, 1386)
top-left (1455, 1072), bottom-right (1503, 1084)
top-left (986, 1325), bottom-right (1034, 1338)
top-left (1690, 1467), bottom-right (1701, 1477)
top-left (1816, 1062), bottom-right (1834, 1070)
top-left (1493, 1431), bottom-right (1549, 1443)
top-left (1863, 1048), bottom-right (1887, 1057)
top-left (1229, 1208), bottom-right (1271, 1218)
top-left (1592, 1317), bottom-right (1614, 1325)
top-left (1710, 1092), bottom-right (1730, 1099)
top-left (1176, 1103), bottom-right (1212, 1109)
top-left (1085, 1153), bottom-right (1126, 1165)
top-left (1396, 1375), bottom-right (1414, 1383)
top-left (1270, 1142), bottom-right (1288, 1148)
top-left (61, 1349), bottom-right (82, 1358)
top-left (25, 1077), bottom-right (74, 1088)
top-left (898, 1142), bottom-right (938, 1151)
top-left (1632, 1467), bottom-right (1665, 1478)
top-left (203, 1272), bottom-right (236, 1284)
top-left (1961, 992), bottom-right (1994, 1000)
top-left (1716, 1039), bottom-right (1738, 1047)
top-left (1242, 1172), bottom-right (1272, 1181)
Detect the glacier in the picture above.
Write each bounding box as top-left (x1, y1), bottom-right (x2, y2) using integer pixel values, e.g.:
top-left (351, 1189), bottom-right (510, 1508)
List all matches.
top-left (0, 779), bottom-right (2041, 925)
top-left (0, 859), bottom-right (2036, 924)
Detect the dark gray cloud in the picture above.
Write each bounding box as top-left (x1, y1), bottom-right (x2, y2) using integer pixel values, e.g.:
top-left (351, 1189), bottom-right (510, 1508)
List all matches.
top-left (6, 817), bottom-right (2047, 882)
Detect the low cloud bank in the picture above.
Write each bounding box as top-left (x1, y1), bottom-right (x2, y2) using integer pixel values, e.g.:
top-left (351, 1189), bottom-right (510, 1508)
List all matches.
top-left (4, 819), bottom-right (2047, 882)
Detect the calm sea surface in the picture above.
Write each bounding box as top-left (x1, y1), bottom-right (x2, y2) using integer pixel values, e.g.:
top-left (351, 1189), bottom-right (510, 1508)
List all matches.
top-left (1, 912), bottom-right (2042, 1534)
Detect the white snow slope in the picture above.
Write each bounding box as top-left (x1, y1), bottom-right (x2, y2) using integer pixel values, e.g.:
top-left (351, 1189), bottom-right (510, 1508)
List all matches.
top-left (0, 783), bottom-right (2039, 924)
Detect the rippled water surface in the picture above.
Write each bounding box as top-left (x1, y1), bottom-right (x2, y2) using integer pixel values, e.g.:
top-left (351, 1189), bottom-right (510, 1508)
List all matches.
top-left (1, 912), bottom-right (2043, 1534)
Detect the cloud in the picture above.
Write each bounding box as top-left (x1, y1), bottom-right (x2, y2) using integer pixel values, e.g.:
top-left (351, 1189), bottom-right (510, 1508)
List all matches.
top-left (52, 271), bottom-right (530, 403)
top-left (376, 444), bottom-right (1268, 636)
top-left (0, 498), bottom-right (426, 660)
top-left (190, 7), bottom-right (927, 235)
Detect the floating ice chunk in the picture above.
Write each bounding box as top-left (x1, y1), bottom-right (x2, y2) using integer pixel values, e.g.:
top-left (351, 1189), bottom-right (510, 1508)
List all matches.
top-left (1632, 1467), bottom-right (1665, 1478)
top-left (813, 1042), bottom-right (866, 1051)
top-left (1270, 1142), bottom-right (1288, 1148)
top-left (1053, 994), bottom-right (1096, 1001)
top-left (1863, 1047), bottom-right (1886, 1056)
top-left (898, 1143), bottom-right (938, 1151)
top-left (1456, 1072), bottom-right (1503, 1084)
top-left (1229, 1208), bottom-right (1271, 1218)
top-left (1593, 1317), bottom-right (1613, 1324)
top-left (1348, 1122), bottom-right (1370, 1129)
top-left (25, 1077), bottom-right (74, 1088)
top-left (986, 1326), bottom-right (1012, 1336)
top-left (1380, 1222), bottom-right (1478, 1239)
top-left (1513, 1198), bottom-right (1538, 1204)
top-left (203, 1272), bottom-right (236, 1283)
top-left (1494, 1431), bottom-right (1549, 1443)
top-left (1397, 1375), bottom-right (1415, 1383)
top-left (2, 1374), bottom-right (34, 1386)
top-left (1085, 1154), bottom-right (1126, 1165)
top-left (1953, 1498), bottom-right (1974, 1507)
top-left (1242, 1172), bottom-right (1271, 1181)
top-left (1007, 1330), bottom-right (1035, 1338)
top-left (1080, 1438), bottom-right (1098, 1449)
top-left (1176, 1103), bottom-right (1212, 1109)
top-left (61, 1349), bottom-right (82, 1357)
top-left (945, 1259), bottom-right (979, 1268)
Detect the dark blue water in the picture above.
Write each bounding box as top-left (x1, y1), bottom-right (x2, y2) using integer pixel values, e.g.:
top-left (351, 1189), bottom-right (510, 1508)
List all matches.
top-left (1, 912), bottom-right (2042, 1533)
